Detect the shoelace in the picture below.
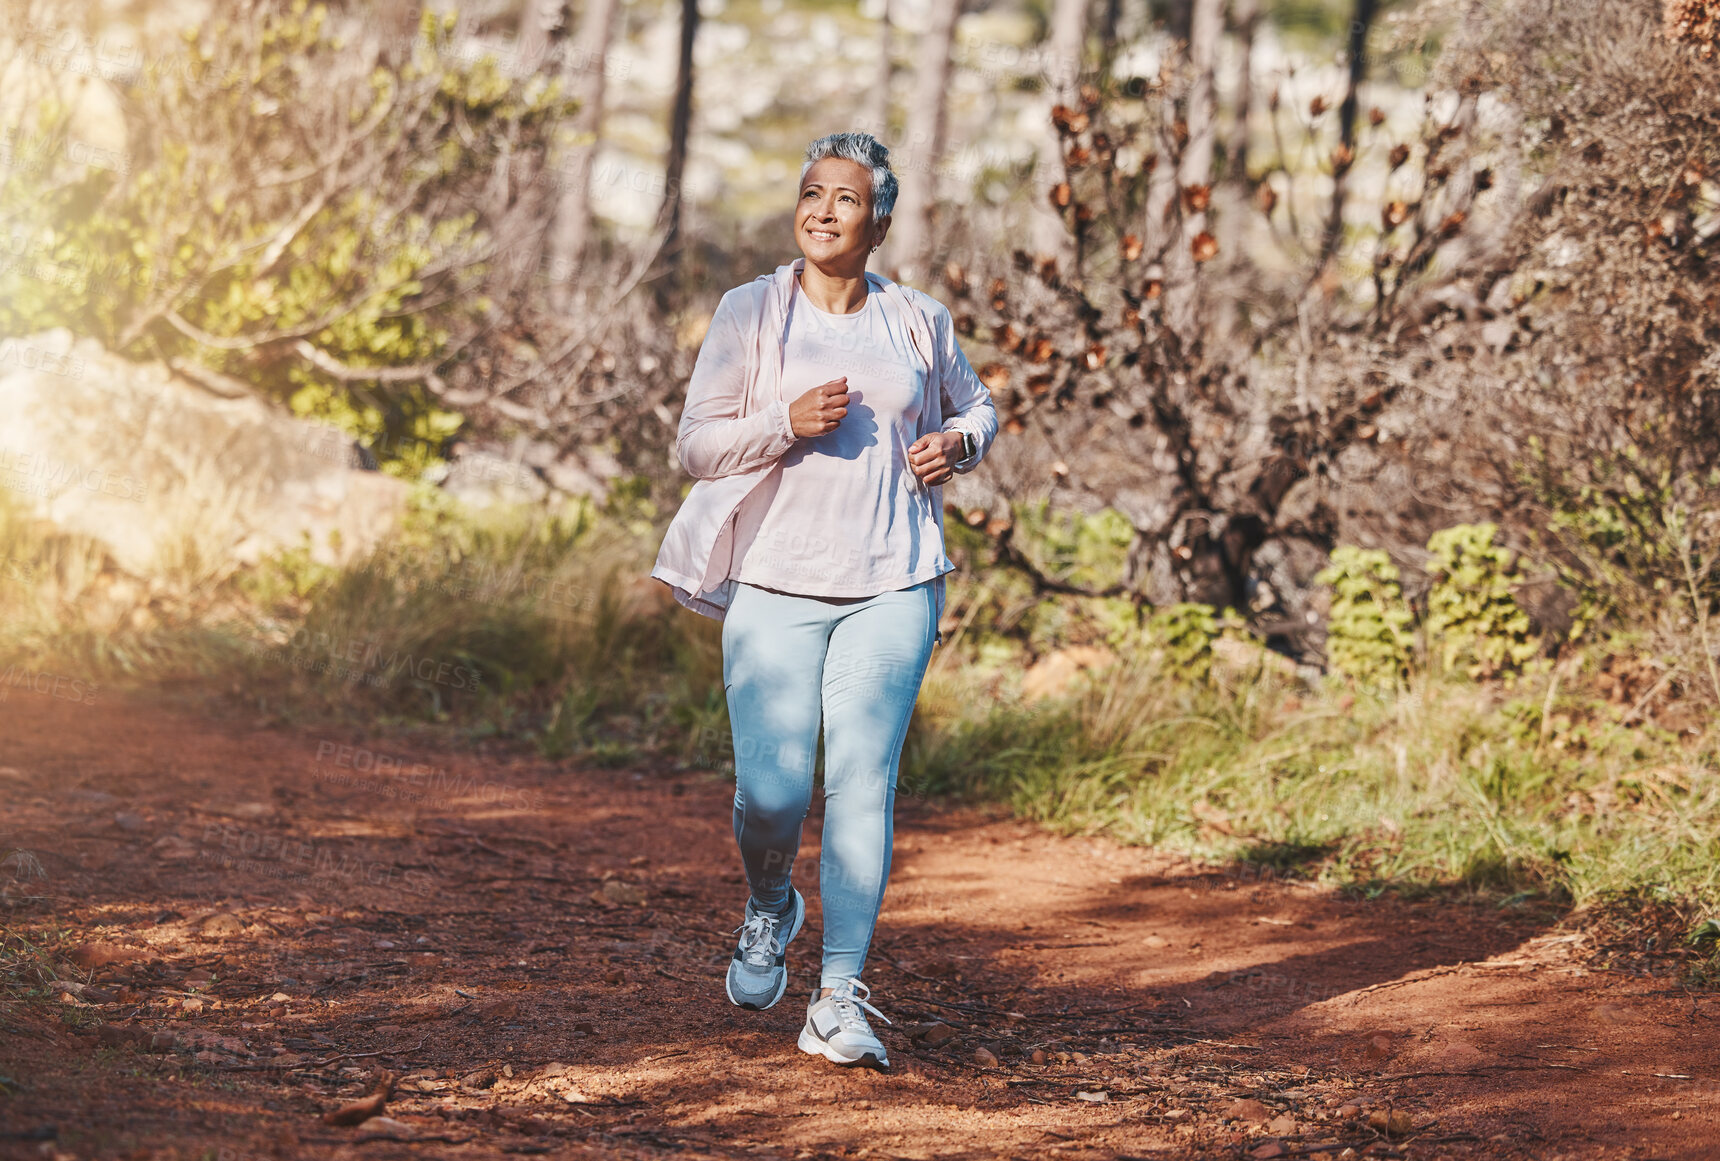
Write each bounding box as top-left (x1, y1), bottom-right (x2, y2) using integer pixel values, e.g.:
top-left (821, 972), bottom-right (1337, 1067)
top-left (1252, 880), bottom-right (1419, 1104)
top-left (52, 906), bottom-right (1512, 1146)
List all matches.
top-left (733, 913), bottom-right (780, 968)
top-left (826, 977), bottom-right (892, 1031)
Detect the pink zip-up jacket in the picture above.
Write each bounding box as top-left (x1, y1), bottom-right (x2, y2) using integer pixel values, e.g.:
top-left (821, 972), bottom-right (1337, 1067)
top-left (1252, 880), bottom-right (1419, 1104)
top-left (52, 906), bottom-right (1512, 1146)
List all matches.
top-left (649, 256), bottom-right (999, 639)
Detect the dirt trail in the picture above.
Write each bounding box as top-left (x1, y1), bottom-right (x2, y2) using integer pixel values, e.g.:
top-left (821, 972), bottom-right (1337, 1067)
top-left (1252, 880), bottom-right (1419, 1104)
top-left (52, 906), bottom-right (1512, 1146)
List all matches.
top-left (0, 691), bottom-right (1715, 1160)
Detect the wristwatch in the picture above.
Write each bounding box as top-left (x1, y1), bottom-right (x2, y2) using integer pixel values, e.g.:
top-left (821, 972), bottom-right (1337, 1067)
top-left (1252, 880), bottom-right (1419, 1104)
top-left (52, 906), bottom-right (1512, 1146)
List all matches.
top-left (958, 431), bottom-right (976, 463)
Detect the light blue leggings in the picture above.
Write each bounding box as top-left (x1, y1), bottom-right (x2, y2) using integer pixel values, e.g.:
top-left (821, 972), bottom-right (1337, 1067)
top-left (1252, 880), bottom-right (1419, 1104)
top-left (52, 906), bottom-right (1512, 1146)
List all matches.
top-left (721, 577), bottom-right (938, 991)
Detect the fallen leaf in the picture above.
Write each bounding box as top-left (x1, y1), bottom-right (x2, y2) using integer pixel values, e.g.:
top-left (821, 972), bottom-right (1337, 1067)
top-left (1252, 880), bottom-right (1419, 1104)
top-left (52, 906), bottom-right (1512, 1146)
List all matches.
top-left (1075, 1090), bottom-right (1108, 1102)
top-left (1224, 1098), bottom-right (1272, 1124)
top-left (1368, 1108), bottom-right (1414, 1135)
top-left (460, 1068), bottom-right (498, 1091)
top-left (151, 834), bottom-right (197, 862)
top-left (323, 1072), bottom-right (396, 1126)
top-left (68, 942), bottom-right (148, 971)
top-left (354, 1115), bottom-right (416, 1141)
top-left (908, 1021), bottom-right (958, 1048)
top-left (96, 1024), bottom-right (149, 1049)
top-left (600, 880), bottom-right (646, 906)
top-left (199, 913), bottom-right (245, 938)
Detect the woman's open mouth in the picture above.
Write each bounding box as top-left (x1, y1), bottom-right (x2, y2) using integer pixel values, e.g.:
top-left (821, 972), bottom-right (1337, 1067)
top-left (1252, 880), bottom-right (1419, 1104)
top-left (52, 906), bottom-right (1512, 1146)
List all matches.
top-left (806, 227), bottom-right (839, 242)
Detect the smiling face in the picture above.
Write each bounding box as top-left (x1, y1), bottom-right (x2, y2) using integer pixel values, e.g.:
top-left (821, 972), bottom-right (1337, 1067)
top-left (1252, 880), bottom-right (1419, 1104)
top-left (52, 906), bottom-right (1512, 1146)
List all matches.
top-left (796, 157), bottom-right (888, 272)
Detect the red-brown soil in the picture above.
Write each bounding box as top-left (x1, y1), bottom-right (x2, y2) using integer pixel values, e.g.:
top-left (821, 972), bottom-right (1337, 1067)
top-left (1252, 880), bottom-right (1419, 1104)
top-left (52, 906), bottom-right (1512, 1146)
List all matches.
top-left (0, 691), bottom-right (1715, 1160)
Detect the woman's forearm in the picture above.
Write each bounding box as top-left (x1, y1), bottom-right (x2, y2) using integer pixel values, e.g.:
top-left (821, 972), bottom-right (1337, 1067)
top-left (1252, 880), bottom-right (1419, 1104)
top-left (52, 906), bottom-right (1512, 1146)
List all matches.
top-left (935, 311), bottom-right (1001, 473)
top-left (677, 400), bottom-right (798, 479)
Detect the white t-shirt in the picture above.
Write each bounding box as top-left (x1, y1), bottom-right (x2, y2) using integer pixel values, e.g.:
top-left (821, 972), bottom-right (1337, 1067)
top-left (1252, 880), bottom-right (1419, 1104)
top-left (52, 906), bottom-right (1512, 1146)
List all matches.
top-left (731, 278), bottom-right (954, 598)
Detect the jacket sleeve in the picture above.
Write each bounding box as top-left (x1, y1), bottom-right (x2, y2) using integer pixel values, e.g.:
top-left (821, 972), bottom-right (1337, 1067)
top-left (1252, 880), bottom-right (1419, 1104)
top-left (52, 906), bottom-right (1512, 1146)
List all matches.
top-left (675, 290), bottom-right (798, 480)
top-left (933, 301), bottom-right (1000, 474)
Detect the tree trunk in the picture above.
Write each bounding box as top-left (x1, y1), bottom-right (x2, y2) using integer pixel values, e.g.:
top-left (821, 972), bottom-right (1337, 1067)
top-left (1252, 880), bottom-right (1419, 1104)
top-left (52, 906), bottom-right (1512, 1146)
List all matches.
top-left (885, 0), bottom-right (960, 286)
top-left (1337, 0), bottom-right (1378, 152)
top-left (375, 0), bottom-right (422, 69)
top-left (1165, 0), bottom-right (1192, 44)
top-left (1308, 0), bottom-right (1379, 288)
top-left (1230, 0), bottom-right (1259, 183)
top-left (862, 0), bottom-right (892, 140)
top-left (1098, 0), bottom-right (1120, 56)
top-left (657, 0), bottom-right (700, 282)
top-left (1030, 0), bottom-right (1087, 269)
top-left (546, 0), bottom-right (624, 311)
top-left (1162, 0), bottom-right (1221, 341)
top-left (515, 0), bottom-right (566, 74)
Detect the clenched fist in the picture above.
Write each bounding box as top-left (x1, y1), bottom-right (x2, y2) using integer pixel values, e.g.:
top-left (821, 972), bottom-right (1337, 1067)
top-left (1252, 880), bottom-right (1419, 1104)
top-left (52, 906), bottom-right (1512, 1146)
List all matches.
top-left (908, 431), bottom-right (966, 487)
top-left (788, 377), bottom-right (850, 438)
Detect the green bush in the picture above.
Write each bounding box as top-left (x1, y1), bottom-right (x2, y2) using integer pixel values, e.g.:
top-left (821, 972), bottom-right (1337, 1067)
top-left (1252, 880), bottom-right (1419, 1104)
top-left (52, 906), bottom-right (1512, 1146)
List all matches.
top-left (1148, 602), bottom-right (1220, 684)
top-left (1316, 546), bottom-right (1415, 690)
top-left (0, 0), bottom-right (575, 476)
top-left (1425, 523), bottom-right (1539, 678)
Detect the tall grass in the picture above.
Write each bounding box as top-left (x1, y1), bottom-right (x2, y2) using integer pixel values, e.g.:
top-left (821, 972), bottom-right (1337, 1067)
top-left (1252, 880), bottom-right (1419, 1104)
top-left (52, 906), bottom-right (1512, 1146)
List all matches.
top-left (0, 488), bottom-right (723, 756)
top-left (906, 631), bottom-right (1720, 918)
top-left (4, 490), bottom-right (1717, 965)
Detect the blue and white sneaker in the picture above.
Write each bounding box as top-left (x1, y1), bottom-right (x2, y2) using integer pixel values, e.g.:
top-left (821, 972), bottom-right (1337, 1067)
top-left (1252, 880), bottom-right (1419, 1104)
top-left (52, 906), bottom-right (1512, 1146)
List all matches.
top-left (797, 977), bottom-right (892, 1069)
top-left (724, 888), bottom-right (805, 1010)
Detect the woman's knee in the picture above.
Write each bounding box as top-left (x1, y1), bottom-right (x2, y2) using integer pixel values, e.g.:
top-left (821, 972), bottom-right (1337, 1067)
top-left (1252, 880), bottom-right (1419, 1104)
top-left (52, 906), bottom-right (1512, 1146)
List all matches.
top-left (736, 779), bottom-right (811, 830)
top-left (822, 762), bottom-right (896, 805)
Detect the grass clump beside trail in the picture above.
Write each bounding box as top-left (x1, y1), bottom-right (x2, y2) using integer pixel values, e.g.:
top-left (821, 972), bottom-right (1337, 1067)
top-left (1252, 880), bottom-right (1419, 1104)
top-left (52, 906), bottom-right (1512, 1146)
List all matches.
top-left (0, 487), bottom-right (722, 768)
top-left (907, 639), bottom-right (1720, 914)
top-left (2, 491), bottom-right (1718, 981)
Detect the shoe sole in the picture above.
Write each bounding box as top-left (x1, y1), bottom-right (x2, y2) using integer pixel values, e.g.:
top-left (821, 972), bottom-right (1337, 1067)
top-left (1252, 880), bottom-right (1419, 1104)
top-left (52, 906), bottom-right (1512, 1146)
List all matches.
top-left (797, 1025), bottom-right (889, 1070)
top-left (724, 892), bottom-right (806, 1011)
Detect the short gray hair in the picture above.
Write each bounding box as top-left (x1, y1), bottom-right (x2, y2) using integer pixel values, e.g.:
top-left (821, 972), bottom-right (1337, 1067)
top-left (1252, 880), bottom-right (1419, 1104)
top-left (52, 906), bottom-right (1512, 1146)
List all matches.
top-left (799, 132), bottom-right (898, 223)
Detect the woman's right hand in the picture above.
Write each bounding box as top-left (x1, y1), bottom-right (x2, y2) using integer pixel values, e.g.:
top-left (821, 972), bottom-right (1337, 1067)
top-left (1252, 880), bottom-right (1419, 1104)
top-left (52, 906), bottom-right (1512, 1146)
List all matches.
top-left (788, 377), bottom-right (849, 438)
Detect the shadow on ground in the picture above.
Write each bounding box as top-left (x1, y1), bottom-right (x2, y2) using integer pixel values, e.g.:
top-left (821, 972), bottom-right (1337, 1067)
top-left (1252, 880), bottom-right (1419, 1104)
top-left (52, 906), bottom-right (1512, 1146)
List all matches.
top-left (1, 692), bottom-right (1713, 1160)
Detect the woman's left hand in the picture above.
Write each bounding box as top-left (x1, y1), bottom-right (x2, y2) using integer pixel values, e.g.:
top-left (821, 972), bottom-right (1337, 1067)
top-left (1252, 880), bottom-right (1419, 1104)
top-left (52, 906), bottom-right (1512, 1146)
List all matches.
top-left (907, 431), bottom-right (965, 487)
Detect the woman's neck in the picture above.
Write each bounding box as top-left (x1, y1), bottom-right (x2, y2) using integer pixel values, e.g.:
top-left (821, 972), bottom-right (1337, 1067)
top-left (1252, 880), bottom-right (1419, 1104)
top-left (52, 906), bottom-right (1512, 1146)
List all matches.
top-left (797, 265), bottom-right (868, 315)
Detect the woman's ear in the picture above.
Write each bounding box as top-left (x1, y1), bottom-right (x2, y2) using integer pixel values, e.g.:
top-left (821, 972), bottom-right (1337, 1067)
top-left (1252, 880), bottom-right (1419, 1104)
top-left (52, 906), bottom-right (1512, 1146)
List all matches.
top-left (873, 213), bottom-right (891, 251)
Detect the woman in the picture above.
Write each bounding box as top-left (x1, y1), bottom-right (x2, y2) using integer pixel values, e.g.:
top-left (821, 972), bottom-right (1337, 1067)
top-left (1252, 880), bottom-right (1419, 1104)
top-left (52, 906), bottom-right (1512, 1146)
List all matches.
top-left (650, 131), bottom-right (998, 1070)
